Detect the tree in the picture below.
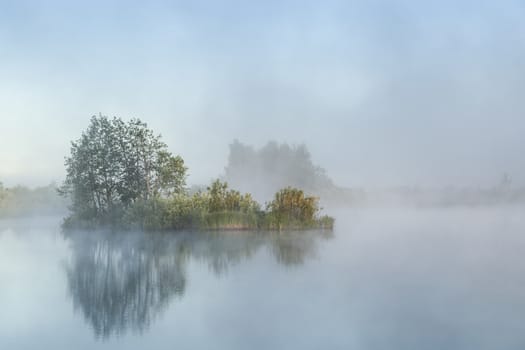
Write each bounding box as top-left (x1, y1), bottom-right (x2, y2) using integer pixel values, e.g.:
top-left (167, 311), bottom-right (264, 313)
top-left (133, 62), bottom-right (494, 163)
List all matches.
top-left (61, 115), bottom-right (187, 227)
top-left (224, 140), bottom-right (334, 200)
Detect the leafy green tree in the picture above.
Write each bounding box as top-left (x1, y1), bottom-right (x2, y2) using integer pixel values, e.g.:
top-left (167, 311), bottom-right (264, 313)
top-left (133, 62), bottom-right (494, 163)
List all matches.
top-left (61, 115), bottom-right (187, 227)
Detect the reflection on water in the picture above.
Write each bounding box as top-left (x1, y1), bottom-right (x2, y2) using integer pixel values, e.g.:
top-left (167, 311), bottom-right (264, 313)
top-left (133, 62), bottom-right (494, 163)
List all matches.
top-left (64, 230), bottom-right (332, 339)
top-left (270, 231), bottom-right (332, 266)
top-left (65, 232), bottom-right (187, 338)
top-left (4, 208), bottom-right (525, 349)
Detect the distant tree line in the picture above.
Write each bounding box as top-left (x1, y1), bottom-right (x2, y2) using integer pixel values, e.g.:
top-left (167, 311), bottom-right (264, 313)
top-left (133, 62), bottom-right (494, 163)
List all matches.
top-left (224, 139), bottom-right (335, 201)
top-left (0, 182), bottom-right (67, 218)
top-left (60, 116), bottom-right (334, 231)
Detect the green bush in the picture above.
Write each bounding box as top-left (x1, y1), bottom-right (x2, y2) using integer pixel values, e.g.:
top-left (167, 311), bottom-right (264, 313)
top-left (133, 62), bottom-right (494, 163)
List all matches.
top-left (110, 181), bottom-right (334, 232)
top-left (265, 187), bottom-right (322, 230)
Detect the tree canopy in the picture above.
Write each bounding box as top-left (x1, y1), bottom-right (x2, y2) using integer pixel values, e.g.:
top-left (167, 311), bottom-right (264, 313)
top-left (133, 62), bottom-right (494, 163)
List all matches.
top-left (61, 115), bottom-right (187, 227)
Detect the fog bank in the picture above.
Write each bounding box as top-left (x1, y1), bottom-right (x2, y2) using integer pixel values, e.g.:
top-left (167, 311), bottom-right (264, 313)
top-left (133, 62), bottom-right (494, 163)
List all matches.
top-left (1, 1), bottom-right (525, 188)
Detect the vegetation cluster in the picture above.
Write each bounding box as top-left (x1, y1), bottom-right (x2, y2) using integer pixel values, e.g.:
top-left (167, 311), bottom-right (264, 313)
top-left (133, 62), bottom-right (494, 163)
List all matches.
top-left (60, 116), bottom-right (334, 231)
top-left (0, 182), bottom-right (66, 218)
top-left (125, 181), bottom-right (334, 231)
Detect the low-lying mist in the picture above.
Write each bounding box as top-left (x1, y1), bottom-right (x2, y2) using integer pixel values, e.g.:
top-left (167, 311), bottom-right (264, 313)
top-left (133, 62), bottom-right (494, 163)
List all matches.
top-left (2, 138), bottom-right (524, 221)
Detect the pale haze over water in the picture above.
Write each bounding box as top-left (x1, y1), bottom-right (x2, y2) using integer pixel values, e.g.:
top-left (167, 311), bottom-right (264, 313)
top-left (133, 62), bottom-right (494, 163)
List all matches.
top-left (1, 2), bottom-right (525, 349)
top-left (2, 207), bottom-right (525, 349)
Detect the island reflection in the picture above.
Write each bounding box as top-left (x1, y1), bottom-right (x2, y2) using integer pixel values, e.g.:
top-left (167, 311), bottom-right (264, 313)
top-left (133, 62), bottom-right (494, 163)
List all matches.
top-left (64, 230), bottom-right (332, 339)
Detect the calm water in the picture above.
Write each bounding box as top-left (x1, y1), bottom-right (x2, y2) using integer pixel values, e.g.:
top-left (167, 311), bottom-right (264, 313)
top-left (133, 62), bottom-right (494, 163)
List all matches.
top-left (1, 207), bottom-right (525, 349)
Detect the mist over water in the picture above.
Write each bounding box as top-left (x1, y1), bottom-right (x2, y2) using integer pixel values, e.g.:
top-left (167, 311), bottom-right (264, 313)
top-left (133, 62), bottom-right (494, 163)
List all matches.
top-left (2, 207), bottom-right (525, 349)
top-left (2, 1), bottom-right (525, 349)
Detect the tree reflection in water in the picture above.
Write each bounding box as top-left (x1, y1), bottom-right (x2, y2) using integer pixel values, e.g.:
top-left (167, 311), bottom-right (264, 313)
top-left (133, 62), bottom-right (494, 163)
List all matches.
top-left (270, 230), bottom-right (333, 266)
top-left (64, 230), bottom-right (332, 339)
top-left (65, 232), bottom-right (187, 338)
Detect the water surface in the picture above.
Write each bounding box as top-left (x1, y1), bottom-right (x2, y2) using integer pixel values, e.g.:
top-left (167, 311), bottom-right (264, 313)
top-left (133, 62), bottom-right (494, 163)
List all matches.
top-left (1, 207), bottom-right (525, 349)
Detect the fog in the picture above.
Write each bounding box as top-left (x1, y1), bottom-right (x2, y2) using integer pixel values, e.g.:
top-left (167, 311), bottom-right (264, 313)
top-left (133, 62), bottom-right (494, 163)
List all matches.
top-left (3, 207), bottom-right (525, 349)
top-left (2, 0), bottom-right (525, 189)
top-left (3, 3), bottom-right (525, 348)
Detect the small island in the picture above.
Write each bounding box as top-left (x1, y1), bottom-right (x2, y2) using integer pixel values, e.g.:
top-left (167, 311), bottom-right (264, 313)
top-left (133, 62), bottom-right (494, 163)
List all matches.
top-left (59, 115), bottom-right (334, 231)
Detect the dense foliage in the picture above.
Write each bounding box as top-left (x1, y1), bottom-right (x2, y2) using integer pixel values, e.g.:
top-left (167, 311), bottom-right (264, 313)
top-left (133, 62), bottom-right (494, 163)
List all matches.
top-left (124, 181), bottom-right (333, 231)
top-left (124, 180), bottom-right (261, 230)
top-left (61, 116), bottom-right (334, 231)
top-left (61, 116), bottom-right (187, 227)
top-left (266, 187), bottom-right (334, 230)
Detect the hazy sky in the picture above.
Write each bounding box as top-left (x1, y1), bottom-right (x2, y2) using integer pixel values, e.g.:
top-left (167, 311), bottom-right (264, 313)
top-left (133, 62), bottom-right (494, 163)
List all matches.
top-left (1, 0), bottom-right (524, 188)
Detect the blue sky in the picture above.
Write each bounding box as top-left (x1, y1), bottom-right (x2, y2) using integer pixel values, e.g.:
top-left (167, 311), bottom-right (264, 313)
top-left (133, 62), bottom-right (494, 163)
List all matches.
top-left (1, 0), bottom-right (525, 187)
